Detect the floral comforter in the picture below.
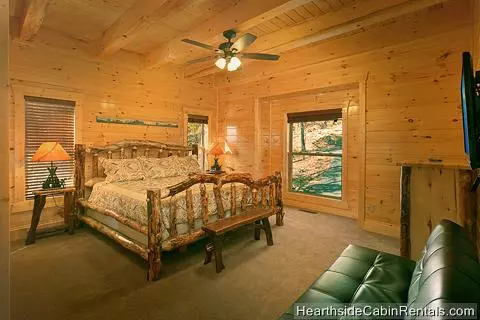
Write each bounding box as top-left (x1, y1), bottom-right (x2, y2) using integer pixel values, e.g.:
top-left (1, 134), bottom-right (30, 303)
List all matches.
top-left (88, 176), bottom-right (248, 232)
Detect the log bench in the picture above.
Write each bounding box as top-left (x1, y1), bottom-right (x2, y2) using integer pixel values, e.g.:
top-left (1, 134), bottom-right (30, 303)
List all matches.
top-left (202, 207), bottom-right (274, 273)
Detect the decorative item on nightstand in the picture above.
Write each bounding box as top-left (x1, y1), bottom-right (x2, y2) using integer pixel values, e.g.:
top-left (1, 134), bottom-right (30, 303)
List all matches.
top-left (31, 142), bottom-right (71, 189)
top-left (208, 141), bottom-right (232, 173)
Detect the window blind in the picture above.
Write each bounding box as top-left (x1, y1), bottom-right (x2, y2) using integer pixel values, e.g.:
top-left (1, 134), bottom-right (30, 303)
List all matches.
top-left (24, 96), bottom-right (75, 199)
top-left (188, 114), bottom-right (208, 124)
top-left (287, 109), bottom-right (342, 123)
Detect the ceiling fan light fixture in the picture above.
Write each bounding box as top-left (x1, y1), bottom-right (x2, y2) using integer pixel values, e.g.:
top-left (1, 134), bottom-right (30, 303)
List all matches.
top-left (215, 57), bottom-right (226, 69)
top-left (227, 56), bottom-right (241, 71)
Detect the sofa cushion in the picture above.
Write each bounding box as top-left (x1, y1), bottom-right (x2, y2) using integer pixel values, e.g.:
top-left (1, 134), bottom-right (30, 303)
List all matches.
top-left (406, 220), bottom-right (480, 318)
top-left (280, 245), bottom-right (415, 319)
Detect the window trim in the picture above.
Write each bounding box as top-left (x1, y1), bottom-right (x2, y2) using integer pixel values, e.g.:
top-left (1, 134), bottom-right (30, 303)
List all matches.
top-left (284, 108), bottom-right (348, 209)
top-left (10, 83), bottom-right (84, 213)
top-left (24, 96), bottom-right (76, 199)
top-left (183, 109), bottom-right (213, 172)
top-left (287, 110), bottom-right (344, 200)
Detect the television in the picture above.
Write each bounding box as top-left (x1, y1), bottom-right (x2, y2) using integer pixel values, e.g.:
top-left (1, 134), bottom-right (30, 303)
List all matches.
top-left (461, 52), bottom-right (480, 169)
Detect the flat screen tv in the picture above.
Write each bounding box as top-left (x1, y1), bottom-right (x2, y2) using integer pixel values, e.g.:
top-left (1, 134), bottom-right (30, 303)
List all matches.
top-left (461, 51), bottom-right (480, 169)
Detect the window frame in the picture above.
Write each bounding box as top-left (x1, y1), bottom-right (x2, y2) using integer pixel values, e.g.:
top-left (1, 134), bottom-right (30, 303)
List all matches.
top-left (286, 109), bottom-right (346, 201)
top-left (10, 83), bottom-right (84, 212)
top-left (184, 110), bottom-right (212, 172)
top-left (24, 96), bottom-right (76, 199)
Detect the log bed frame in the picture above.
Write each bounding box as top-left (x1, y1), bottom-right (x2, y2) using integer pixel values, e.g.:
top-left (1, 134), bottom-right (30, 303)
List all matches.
top-left (74, 139), bottom-right (284, 281)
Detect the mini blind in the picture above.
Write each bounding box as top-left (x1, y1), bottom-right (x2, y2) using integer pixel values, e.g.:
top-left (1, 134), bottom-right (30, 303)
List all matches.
top-left (188, 114), bottom-right (208, 124)
top-left (24, 96), bottom-right (75, 199)
top-left (287, 109), bottom-right (342, 123)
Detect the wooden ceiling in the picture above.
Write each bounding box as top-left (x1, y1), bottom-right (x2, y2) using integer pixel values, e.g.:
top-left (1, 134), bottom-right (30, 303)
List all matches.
top-left (9, 0), bottom-right (446, 78)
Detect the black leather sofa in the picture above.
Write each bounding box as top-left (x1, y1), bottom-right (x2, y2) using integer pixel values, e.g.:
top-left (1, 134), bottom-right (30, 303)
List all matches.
top-left (279, 220), bottom-right (480, 319)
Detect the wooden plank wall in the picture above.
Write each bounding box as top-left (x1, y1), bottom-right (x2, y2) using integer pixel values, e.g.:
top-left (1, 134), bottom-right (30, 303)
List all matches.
top-left (9, 28), bottom-right (217, 212)
top-left (216, 0), bottom-right (472, 237)
top-left (0, 0), bottom-right (10, 318)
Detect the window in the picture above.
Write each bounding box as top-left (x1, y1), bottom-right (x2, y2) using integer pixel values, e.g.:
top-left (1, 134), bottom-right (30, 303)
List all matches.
top-left (25, 96), bottom-right (75, 199)
top-left (187, 114), bottom-right (208, 171)
top-left (288, 110), bottom-right (343, 199)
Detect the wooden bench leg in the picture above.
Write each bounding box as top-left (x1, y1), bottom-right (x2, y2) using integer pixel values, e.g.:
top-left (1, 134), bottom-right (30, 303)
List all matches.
top-left (213, 235), bottom-right (225, 273)
top-left (254, 221), bottom-right (261, 240)
top-left (204, 242), bottom-right (214, 265)
top-left (262, 217), bottom-right (273, 246)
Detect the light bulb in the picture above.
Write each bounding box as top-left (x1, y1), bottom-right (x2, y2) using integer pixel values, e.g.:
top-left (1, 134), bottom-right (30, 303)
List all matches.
top-left (215, 57), bottom-right (226, 69)
top-left (227, 62), bottom-right (237, 71)
top-left (230, 56), bottom-right (241, 68)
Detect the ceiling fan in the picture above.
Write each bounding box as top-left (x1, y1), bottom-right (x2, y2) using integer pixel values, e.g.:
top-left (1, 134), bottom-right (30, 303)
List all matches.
top-left (182, 29), bottom-right (280, 72)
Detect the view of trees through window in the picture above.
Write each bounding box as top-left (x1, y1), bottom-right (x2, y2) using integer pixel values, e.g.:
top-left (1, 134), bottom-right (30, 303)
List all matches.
top-left (289, 118), bottom-right (342, 198)
top-left (187, 120), bottom-right (208, 171)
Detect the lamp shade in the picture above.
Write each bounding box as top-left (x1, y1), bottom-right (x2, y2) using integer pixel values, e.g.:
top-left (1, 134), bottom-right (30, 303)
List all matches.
top-left (31, 142), bottom-right (71, 162)
top-left (208, 141), bottom-right (232, 156)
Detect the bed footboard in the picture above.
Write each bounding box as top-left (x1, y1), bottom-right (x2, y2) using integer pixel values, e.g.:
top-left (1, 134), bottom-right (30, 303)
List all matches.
top-left (146, 172), bottom-right (284, 281)
top-left (74, 141), bottom-right (283, 281)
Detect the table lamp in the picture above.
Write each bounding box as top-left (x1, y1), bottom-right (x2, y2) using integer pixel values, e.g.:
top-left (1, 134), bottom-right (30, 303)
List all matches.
top-left (208, 141), bottom-right (232, 172)
top-left (31, 142), bottom-right (71, 189)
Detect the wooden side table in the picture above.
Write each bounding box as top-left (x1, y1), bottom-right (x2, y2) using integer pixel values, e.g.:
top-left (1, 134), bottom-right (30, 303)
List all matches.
top-left (25, 187), bottom-right (76, 245)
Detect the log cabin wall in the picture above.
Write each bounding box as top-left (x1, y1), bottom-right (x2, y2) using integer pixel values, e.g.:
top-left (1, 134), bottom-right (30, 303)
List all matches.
top-left (9, 28), bottom-right (217, 214)
top-left (215, 0), bottom-right (473, 237)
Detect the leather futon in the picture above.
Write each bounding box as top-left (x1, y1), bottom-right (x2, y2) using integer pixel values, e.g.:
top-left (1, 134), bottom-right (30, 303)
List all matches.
top-left (279, 219), bottom-right (480, 319)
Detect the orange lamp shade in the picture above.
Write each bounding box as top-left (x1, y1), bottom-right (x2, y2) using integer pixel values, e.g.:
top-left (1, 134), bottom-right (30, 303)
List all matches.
top-left (31, 142), bottom-right (71, 162)
top-left (208, 142), bottom-right (232, 157)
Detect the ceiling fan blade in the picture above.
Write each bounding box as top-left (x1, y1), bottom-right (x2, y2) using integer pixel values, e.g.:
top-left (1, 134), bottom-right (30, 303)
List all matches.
top-left (185, 56), bottom-right (219, 65)
top-left (231, 33), bottom-right (257, 52)
top-left (240, 53), bottom-right (280, 61)
top-left (182, 39), bottom-right (215, 51)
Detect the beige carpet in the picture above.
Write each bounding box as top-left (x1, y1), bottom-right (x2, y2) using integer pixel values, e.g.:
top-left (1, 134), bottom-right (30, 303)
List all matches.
top-left (11, 207), bottom-right (399, 320)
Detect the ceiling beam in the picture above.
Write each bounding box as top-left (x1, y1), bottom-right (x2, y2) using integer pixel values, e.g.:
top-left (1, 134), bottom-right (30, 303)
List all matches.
top-left (97, 0), bottom-right (189, 56)
top-left (19, 0), bottom-right (50, 41)
top-left (184, 0), bottom-right (448, 79)
top-left (144, 0), bottom-right (312, 69)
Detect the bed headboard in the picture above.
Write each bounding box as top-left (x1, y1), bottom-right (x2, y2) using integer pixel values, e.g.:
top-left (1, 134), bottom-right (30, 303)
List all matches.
top-left (74, 139), bottom-right (198, 199)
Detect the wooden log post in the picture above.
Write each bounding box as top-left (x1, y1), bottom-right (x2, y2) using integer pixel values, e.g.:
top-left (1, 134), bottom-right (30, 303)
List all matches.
top-left (200, 183), bottom-right (209, 225)
top-left (269, 184), bottom-right (275, 209)
top-left (132, 146), bottom-right (137, 158)
top-left (231, 184), bottom-right (237, 216)
top-left (213, 184), bottom-right (225, 218)
top-left (457, 169), bottom-right (477, 247)
top-left (400, 166), bottom-right (411, 258)
top-left (241, 186), bottom-right (249, 210)
top-left (147, 190), bottom-right (162, 281)
top-left (252, 188), bottom-right (259, 207)
top-left (186, 189), bottom-right (195, 233)
top-left (261, 187), bottom-right (268, 208)
top-left (169, 197), bottom-right (178, 238)
top-left (275, 171), bottom-right (284, 226)
top-left (92, 153), bottom-right (99, 178)
top-left (74, 144), bottom-right (86, 228)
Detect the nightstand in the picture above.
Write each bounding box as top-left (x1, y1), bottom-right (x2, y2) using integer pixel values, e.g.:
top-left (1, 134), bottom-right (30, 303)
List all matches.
top-left (25, 187), bottom-right (76, 245)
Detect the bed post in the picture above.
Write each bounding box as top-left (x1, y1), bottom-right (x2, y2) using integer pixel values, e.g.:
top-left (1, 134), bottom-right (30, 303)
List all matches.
top-left (75, 144), bottom-right (86, 199)
top-left (275, 171), bottom-right (284, 226)
top-left (74, 144), bottom-right (86, 229)
top-left (147, 190), bottom-right (162, 281)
